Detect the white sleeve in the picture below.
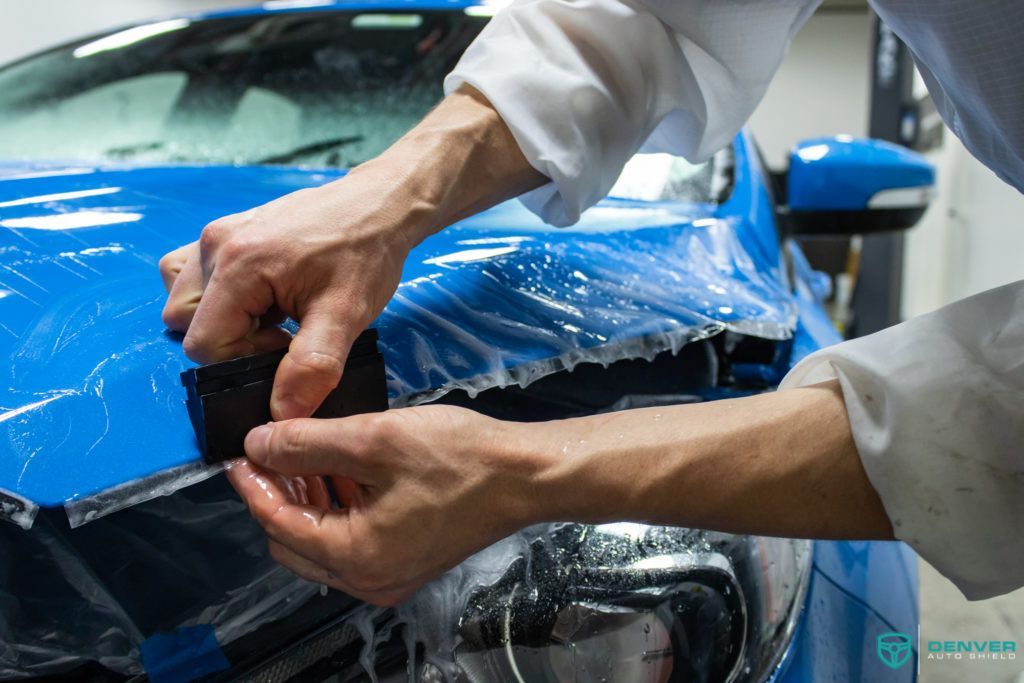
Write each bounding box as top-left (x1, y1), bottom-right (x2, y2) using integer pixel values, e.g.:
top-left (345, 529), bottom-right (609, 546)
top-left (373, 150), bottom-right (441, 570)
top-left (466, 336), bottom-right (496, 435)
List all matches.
top-left (444, 0), bottom-right (820, 226)
top-left (781, 281), bottom-right (1024, 600)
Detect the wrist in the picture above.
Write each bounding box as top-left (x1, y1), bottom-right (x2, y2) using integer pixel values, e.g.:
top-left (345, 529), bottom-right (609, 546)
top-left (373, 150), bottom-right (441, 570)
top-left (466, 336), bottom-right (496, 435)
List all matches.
top-left (331, 157), bottom-right (442, 252)
top-left (484, 418), bottom-right (572, 529)
top-left (491, 416), bottom-right (630, 527)
top-left (333, 85), bottom-right (544, 253)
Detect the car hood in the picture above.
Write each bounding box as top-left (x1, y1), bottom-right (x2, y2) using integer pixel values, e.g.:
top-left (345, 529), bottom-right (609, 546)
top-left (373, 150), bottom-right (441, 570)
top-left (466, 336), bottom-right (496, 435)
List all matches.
top-left (0, 164), bottom-right (794, 520)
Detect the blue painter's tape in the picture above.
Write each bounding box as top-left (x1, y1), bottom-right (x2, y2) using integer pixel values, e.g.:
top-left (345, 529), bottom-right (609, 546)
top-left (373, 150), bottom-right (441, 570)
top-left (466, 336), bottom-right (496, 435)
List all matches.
top-left (140, 624), bottom-right (230, 683)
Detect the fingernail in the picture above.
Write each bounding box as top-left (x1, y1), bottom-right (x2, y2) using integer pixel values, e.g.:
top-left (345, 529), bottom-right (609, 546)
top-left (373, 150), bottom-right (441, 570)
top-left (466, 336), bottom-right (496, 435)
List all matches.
top-left (245, 423), bottom-right (274, 462)
top-left (272, 395), bottom-right (312, 421)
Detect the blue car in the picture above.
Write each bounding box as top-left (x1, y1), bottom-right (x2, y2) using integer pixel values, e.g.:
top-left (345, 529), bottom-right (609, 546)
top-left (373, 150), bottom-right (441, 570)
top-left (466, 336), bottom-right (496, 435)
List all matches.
top-left (0, 3), bottom-right (932, 681)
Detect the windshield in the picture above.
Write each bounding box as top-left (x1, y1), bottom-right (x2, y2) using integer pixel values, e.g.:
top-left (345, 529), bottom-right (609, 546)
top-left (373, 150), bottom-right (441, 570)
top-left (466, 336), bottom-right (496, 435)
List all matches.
top-left (0, 9), bottom-right (730, 204)
top-left (0, 11), bottom-right (486, 167)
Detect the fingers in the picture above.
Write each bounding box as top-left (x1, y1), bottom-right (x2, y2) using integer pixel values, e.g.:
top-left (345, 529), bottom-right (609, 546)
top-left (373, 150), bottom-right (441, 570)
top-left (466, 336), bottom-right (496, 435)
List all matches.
top-left (226, 456), bottom-right (333, 532)
top-left (162, 243), bottom-right (203, 332)
top-left (303, 475), bottom-right (333, 510)
top-left (266, 539), bottom-right (413, 607)
top-left (244, 416), bottom-right (378, 481)
top-left (227, 459), bottom-right (351, 567)
top-left (182, 267), bottom-right (273, 363)
top-left (267, 538), bottom-right (343, 586)
top-left (158, 242), bottom-right (193, 292)
top-left (162, 239), bottom-right (291, 356)
top-left (248, 325), bottom-right (294, 353)
top-left (271, 304), bottom-right (353, 420)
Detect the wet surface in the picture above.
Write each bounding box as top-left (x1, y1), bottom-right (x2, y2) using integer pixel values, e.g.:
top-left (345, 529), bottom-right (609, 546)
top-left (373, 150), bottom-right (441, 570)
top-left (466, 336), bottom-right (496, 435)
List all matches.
top-left (0, 149), bottom-right (794, 511)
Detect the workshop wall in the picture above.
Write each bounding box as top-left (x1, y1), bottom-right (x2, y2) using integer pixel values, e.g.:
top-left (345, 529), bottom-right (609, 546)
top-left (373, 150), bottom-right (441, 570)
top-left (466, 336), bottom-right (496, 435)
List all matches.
top-left (746, 5), bottom-right (1024, 320)
top-left (905, 140), bottom-right (1024, 319)
top-left (748, 8), bottom-right (872, 169)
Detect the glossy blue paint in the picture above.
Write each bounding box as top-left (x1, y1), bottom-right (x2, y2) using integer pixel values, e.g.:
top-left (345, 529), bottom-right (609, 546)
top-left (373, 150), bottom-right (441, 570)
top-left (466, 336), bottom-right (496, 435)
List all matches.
top-left (788, 136), bottom-right (935, 211)
top-left (787, 240), bottom-right (843, 365)
top-left (775, 565), bottom-right (917, 683)
top-left (0, 138), bottom-right (796, 508)
top-left (813, 541), bottom-right (920, 639)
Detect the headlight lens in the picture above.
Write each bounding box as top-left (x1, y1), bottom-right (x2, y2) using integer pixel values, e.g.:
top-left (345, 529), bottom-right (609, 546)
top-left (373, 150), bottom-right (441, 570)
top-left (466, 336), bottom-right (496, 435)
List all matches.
top-left (328, 523), bottom-right (810, 682)
top-left (452, 524), bottom-right (810, 683)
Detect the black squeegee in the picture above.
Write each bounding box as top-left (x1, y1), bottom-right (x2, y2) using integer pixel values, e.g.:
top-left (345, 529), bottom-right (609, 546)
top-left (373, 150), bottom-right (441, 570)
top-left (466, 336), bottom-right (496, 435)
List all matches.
top-left (180, 329), bottom-right (388, 464)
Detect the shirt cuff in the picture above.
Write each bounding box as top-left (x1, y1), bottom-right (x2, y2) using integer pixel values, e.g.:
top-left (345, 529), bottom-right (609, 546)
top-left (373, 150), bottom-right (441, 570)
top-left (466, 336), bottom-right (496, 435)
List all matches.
top-left (444, 0), bottom-right (815, 226)
top-left (780, 281), bottom-right (1024, 600)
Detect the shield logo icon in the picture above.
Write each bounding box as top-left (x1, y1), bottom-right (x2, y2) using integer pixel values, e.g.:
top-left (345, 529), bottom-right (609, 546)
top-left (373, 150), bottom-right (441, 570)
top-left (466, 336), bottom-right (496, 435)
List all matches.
top-left (877, 632), bottom-right (913, 669)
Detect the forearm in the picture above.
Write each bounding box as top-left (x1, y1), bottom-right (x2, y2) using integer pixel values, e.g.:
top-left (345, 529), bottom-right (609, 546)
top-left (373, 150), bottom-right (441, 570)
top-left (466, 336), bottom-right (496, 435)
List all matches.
top-left (518, 380), bottom-right (894, 539)
top-left (342, 86), bottom-right (546, 249)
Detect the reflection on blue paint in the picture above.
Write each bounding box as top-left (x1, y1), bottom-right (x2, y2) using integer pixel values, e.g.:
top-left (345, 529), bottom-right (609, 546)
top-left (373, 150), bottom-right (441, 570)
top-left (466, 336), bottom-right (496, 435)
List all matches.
top-left (0, 186), bottom-right (121, 209)
top-left (1, 211), bottom-right (142, 230)
top-left (0, 133), bottom-right (796, 510)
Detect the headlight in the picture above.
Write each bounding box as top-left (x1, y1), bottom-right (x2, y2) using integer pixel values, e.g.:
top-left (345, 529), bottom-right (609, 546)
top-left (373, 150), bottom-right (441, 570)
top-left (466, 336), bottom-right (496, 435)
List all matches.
top-left (450, 523), bottom-right (810, 683)
top-left (329, 523), bottom-right (810, 683)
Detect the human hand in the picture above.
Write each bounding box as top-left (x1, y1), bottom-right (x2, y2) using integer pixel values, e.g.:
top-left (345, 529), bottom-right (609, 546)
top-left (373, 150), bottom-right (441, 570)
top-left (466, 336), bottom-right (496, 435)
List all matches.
top-left (159, 87), bottom-right (543, 420)
top-left (159, 173), bottom-right (416, 420)
top-left (225, 406), bottom-right (554, 606)
top-left (227, 384), bottom-right (893, 609)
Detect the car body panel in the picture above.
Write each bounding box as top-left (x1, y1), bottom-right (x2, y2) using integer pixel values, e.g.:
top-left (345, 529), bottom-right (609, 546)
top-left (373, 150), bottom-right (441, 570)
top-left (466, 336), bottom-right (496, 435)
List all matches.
top-left (776, 561), bottom-right (916, 682)
top-left (0, 134), bottom-right (794, 508)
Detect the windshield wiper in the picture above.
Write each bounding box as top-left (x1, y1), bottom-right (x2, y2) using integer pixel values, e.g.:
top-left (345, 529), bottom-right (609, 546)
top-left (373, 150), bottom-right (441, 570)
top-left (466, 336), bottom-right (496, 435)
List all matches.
top-left (257, 135), bottom-right (365, 165)
top-left (104, 141), bottom-right (165, 159)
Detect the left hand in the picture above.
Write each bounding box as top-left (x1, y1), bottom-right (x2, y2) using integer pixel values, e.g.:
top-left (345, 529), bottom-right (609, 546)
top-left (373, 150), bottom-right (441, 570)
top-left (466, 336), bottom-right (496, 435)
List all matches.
top-left (226, 406), bottom-right (553, 606)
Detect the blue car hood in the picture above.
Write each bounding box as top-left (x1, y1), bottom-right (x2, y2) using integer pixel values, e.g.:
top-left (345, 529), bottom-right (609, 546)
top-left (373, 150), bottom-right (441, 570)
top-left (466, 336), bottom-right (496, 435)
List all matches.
top-left (0, 164), bottom-right (794, 519)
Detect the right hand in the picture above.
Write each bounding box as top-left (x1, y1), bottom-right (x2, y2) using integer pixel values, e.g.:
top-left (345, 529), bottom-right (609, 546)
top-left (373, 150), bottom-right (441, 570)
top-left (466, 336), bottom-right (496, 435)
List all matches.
top-left (160, 174), bottom-right (413, 420)
top-left (159, 86), bottom-right (544, 419)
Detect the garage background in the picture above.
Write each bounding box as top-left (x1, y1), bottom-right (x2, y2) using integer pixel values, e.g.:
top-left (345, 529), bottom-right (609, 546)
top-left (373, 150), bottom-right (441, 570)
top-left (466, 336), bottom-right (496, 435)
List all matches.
top-left (1, 1), bottom-right (1021, 681)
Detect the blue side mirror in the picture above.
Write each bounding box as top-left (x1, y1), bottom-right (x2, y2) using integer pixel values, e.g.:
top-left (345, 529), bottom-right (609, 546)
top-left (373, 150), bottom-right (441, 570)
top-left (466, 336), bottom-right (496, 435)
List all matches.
top-left (784, 136), bottom-right (936, 236)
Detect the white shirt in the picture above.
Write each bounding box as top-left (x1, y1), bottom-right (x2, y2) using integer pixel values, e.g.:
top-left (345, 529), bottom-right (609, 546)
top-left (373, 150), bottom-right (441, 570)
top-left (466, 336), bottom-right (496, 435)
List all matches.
top-left (445, 0), bottom-right (1024, 599)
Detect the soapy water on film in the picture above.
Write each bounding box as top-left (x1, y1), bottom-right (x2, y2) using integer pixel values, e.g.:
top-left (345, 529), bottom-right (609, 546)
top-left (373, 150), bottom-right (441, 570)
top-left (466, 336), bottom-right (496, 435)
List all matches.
top-left (0, 181), bottom-right (801, 677)
top-left (218, 441), bottom-right (792, 682)
top-left (61, 213), bottom-right (795, 522)
top-left (337, 522), bottom-right (809, 682)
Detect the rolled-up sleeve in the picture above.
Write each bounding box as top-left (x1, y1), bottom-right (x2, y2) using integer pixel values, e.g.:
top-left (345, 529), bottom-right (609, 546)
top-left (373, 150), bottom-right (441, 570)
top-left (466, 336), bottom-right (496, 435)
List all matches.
top-left (444, 0), bottom-right (819, 225)
top-left (781, 281), bottom-right (1024, 600)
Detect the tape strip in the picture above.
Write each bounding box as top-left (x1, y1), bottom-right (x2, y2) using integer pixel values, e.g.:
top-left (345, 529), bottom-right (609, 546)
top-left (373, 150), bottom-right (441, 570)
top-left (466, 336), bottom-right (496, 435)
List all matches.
top-left (140, 624), bottom-right (230, 683)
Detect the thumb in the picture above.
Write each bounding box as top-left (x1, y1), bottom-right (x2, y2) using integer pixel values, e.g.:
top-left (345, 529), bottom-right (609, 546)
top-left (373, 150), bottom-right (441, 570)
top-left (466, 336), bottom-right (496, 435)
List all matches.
top-left (271, 304), bottom-right (352, 420)
top-left (244, 418), bottom-right (372, 481)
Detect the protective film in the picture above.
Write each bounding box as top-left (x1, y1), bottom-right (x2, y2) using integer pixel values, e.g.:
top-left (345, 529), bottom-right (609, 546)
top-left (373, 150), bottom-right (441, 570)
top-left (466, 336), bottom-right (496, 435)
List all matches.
top-left (0, 131), bottom-right (804, 678)
top-left (0, 133), bottom-right (793, 524)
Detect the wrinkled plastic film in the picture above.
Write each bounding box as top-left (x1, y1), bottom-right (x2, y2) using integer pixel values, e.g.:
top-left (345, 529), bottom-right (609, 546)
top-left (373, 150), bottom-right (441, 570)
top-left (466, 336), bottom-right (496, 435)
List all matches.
top-left (0, 147), bottom-right (793, 522)
top-left (0, 477), bottom-right (322, 679)
top-left (0, 486), bottom-right (39, 529)
top-left (395, 325), bottom-right (721, 407)
top-left (379, 206), bottom-right (795, 405)
top-left (64, 460), bottom-right (224, 529)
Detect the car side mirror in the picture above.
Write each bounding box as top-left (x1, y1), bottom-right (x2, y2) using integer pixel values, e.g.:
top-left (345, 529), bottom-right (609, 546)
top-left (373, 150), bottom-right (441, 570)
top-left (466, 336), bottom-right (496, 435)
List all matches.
top-left (780, 136), bottom-right (936, 236)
